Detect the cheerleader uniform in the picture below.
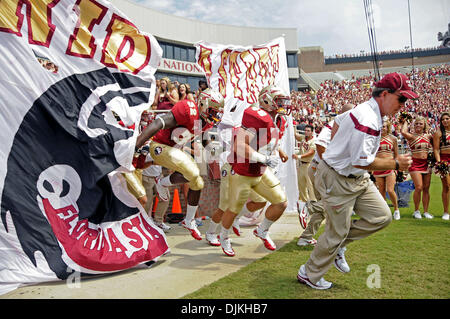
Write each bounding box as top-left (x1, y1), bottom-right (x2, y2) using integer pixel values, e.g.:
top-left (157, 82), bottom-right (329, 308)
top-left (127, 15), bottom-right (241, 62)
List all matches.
top-left (440, 130), bottom-right (450, 163)
top-left (409, 134), bottom-right (432, 173)
top-left (373, 135), bottom-right (395, 177)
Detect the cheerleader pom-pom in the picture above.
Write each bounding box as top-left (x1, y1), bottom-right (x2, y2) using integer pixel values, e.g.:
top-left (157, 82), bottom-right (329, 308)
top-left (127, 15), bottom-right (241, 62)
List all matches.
top-left (427, 152), bottom-right (436, 168)
top-left (434, 161), bottom-right (449, 178)
top-left (399, 112), bottom-right (412, 123)
top-left (396, 170), bottom-right (408, 183)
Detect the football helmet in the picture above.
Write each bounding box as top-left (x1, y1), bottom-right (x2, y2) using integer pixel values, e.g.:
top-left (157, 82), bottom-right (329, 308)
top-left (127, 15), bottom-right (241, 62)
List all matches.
top-left (258, 85), bottom-right (291, 115)
top-left (198, 88), bottom-right (225, 123)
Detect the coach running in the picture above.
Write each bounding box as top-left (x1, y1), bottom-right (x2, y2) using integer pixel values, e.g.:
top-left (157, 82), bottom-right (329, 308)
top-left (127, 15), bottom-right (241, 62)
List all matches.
top-left (296, 72), bottom-right (416, 290)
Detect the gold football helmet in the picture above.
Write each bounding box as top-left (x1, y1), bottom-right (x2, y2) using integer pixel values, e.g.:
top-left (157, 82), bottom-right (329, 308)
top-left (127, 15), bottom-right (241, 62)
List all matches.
top-left (258, 85), bottom-right (291, 115)
top-left (198, 88), bottom-right (225, 123)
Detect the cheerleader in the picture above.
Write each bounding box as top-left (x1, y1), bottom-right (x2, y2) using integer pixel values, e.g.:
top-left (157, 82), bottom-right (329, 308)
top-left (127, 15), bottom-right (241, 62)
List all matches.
top-left (432, 112), bottom-right (450, 220)
top-left (400, 116), bottom-right (433, 219)
top-left (373, 120), bottom-right (400, 219)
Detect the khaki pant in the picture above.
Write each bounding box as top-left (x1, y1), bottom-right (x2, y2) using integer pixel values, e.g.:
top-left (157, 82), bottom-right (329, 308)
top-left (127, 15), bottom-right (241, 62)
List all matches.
top-left (305, 160), bottom-right (392, 283)
top-left (299, 163), bottom-right (326, 240)
top-left (142, 175), bottom-right (170, 223)
top-left (297, 161), bottom-right (316, 202)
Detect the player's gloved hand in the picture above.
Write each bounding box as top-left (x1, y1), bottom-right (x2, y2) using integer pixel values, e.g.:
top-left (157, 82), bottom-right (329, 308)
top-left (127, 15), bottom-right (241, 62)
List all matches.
top-left (135, 144), bottom-right (150, 156)
top-left (264, 155), bottom-right (280, 168)
top-left (250, 150), bottom-right (278, 168)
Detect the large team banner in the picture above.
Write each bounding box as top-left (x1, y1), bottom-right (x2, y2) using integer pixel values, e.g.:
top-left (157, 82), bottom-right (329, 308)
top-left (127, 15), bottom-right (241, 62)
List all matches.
top-left (0, 0), bottom-right (169, 295)
top-left (194, 37), bottom-right (299, 213)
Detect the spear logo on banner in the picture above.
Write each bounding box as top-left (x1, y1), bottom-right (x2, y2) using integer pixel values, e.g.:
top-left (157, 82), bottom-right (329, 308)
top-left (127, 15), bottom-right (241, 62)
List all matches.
top-left (0, 0), bottom-right (168, 295)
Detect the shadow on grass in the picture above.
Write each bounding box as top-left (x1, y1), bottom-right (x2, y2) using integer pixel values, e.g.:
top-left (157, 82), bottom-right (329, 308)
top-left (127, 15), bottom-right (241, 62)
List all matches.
top-left (277, 240), bottom-right (316, 253)
top-left (394, 217), bottom-right (449, 228)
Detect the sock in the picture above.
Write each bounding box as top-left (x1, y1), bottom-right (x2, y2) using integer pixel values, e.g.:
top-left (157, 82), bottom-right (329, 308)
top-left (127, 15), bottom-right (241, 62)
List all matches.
top-left (239, 203), bottom-right (252, 218)
top-left (219, 225), bottom-right (230, 239)
top-left (185, 204), bottom-right (198, 224)
top-left (258, 217), bottom-right (274, 232)
top-left (233, 206), bottom-right (249, 226)
top-left (159, 175), bottom-right (172, 187)
top-left (207, 220), bottom-right (219, 234)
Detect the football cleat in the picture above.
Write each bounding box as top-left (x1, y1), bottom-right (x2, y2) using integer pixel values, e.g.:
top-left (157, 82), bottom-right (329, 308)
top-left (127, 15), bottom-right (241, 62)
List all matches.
top-left (253, 228), bottom-right (276, 251)
top-left (297, 237), bottom-right (317, 247)
top-left (297, 201), bottom-right (309, 229)
top-left (181, 219), bottom-right (202, 241)
top-left (205, 232), bottom-right (220, 246)
top-left (232, 219), bottom-right (241, 237)
top-left (219, 235), bottom-right (235, 257)
top-left (154, 176), bottom-right (170, 201)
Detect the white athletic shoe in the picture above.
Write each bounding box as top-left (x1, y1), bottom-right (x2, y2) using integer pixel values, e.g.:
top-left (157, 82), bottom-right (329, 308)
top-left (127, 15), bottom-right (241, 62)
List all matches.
top-left (442, 213), bottom-right (449, 221)
top-left (297, 264), bottom-right (332, 290)
top-left (253, 228), bottom-right (276, 251)
top-left (297, 237), bottom-right (317, 247)
top-left (423, 212), bottom-right (434, 219)
top-left (219, 235), bottom-right (235, 257)
top-left (155, 177), bottom-right (170, 201)
top-left (155, 222), bottom-right (171, 232)
top-left (297, 201), bottom-right (309, 229)
top-left (232, 219), bottom-right (241, 237)
top-left (181, 219), bottom-right (202, 241)
top-left (413, 210), bottom-right (422, 219)
top-left (205, 232), bottom-right (220, 246)
top-left (393, 210), bottom-right (401, 220)
top-left (334, 247), bottom-right (350, 273)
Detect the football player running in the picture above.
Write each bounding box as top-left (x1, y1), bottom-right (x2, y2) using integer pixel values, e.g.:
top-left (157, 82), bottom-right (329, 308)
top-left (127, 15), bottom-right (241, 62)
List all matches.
top-left (217, 85), bottom-right (290, 256)
top-left (136, 89), bottom-right (224, 241)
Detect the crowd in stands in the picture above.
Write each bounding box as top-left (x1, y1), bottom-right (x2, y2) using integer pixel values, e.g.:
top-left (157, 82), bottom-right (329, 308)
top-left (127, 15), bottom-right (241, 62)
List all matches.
top-left (150, 64), bottom-right (449, 141)
top-left (325, 46), bottom-right (447, 59)
top-left (291, 64), bottom-right (450, 137)
top-left (151, 77), bottom-right (207, 112)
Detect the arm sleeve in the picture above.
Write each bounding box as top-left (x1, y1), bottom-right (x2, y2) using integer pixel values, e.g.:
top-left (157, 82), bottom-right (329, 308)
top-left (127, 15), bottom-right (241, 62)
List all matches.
top-left (315, 128), bottom-right (331, 148)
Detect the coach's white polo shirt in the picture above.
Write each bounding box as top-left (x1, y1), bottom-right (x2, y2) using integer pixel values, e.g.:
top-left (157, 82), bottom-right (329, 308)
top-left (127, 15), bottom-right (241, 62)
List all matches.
top-left (322, 98), bottom-right (382, 177)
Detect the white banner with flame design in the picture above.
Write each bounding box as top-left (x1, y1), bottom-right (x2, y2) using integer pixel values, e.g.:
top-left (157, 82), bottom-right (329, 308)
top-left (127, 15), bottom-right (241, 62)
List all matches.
top-left (194, 37), bottom-right (299, 213)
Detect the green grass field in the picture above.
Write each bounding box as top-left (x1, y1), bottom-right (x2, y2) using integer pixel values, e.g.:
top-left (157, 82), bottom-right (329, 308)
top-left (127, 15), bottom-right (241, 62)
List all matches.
top-left (183, 175), bottom-right (450, 299)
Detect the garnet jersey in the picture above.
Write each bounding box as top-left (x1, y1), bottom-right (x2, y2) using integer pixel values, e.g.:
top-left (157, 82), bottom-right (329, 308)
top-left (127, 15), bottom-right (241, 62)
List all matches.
top-left (232, 106), bottom-right (280, 177)
top-left (152, 99), bottom-right (200, 147)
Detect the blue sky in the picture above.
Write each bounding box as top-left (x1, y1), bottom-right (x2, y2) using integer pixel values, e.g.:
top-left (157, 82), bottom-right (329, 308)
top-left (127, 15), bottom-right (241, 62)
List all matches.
top-left (130, 0), bottom-right (449, 56)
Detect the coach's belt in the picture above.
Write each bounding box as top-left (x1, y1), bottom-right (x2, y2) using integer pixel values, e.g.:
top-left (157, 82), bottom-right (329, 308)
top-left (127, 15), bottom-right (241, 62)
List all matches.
top-left (301, 161), bottom-right (310, 164)
top-left (323, 160), bottom-right (360, 179)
